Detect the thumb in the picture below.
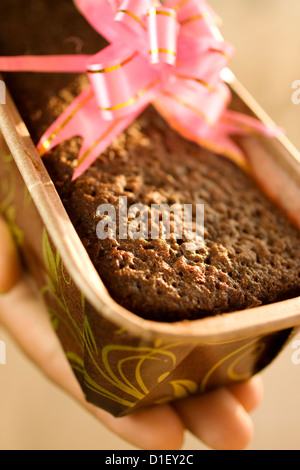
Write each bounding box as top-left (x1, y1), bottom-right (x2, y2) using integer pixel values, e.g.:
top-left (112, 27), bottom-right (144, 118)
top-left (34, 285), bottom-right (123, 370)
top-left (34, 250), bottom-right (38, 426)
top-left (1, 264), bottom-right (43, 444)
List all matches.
top-left (0, 216), bottom-right (22, 293)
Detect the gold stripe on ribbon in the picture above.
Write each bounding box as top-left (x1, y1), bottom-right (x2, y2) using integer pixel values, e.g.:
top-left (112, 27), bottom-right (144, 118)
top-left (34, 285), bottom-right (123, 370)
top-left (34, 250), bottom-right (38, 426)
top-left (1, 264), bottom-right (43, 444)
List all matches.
top-left (100, 78), bottom-right (160, 112)
top-left (161, 90), bottom-right (214, 126)
top-left (149, 48), bottom-right (177, 57)
top-left (148, 10), bottom-right (177, 19)
top-left (118, 9), bottom-right (147, 31)
top-left (87, 52), bottom-right (138, 74)
top-left (175, 74), bottom-right (215, 92)
top-left (180, 13), bottom-right (208, 25)
top-left (180, 13), bottom-right (221, 26)
top-left (209, 48), bottom-right (232, 62)
top-left (39, 91), bottom-right (95, 155)
top-left (76, 119), bottom-right (122, 167)
top-left (175, 74), bottom-right (228, 100)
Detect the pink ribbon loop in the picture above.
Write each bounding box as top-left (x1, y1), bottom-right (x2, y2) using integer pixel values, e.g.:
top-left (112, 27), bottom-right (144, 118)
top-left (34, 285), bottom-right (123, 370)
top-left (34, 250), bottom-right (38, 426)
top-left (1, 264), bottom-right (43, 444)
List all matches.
top-left (114, 0), bottom-right (150, 38)
top-left (0, 0), bottom-right (281, 180)
top-left (147, 6), bottom-right (179, 66)
top-left (87, 43), bottom-right (161, 120)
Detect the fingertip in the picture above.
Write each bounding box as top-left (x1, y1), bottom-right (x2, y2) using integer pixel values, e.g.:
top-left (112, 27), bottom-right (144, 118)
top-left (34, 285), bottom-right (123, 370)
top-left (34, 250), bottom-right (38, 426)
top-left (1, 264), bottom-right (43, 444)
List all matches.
top-left (174, 388), bottom-right (254, 450)
top-left (129, 405), bottom-right (185, 450)
top-left (0, 217), bottom-right (22, 293)
top-left (229, 375), bottom-right (264, 413)
top-left (92, 404), bottom-right (185, 450)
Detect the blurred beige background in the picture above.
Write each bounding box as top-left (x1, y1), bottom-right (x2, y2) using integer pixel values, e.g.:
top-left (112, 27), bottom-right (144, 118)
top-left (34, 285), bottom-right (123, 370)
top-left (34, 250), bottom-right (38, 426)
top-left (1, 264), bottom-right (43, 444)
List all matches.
top-left (1, 0), bottom-right (300, 450)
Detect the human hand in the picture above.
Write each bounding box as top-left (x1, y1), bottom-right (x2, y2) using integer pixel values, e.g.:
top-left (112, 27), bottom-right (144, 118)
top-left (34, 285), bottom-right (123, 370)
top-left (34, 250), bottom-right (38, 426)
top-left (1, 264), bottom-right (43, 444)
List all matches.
top-left (0, 216), bottom-right (263, 450)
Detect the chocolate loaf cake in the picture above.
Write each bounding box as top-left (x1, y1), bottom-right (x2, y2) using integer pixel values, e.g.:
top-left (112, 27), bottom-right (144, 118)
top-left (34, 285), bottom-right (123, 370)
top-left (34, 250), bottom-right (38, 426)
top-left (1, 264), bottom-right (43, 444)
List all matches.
top-left (1, 0), bottom-right (300, 322)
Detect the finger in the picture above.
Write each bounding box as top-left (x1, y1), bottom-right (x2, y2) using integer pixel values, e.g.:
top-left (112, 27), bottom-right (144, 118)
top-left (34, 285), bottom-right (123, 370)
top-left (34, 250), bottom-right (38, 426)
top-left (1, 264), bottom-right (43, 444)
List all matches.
top-left (228, 376), bottom-right (264, 413)
top-left (89, 404), bottom-right (185, 450)
top-left (0, 216), bottom-right (22, 292)
top-left (0, 278), bottom-right (185, 450)
top-left (173, 387), bottom-right (254, 450)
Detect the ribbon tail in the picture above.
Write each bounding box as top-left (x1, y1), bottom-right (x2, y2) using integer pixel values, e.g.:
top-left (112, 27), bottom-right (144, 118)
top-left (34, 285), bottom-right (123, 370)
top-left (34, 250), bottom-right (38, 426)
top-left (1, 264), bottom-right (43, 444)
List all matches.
top-left (199, 127), bottom-right (251, 171)
top-left (201, 108), bottom-right (283, 171)
top-left (154, 85), bottom-right (283, 173)
top-left (75, 0), bottom-right (120, 43)
top-left (153, 96), bottom-right (248, 172)
top-left (37, 85), bottom-right (143, 180)
top-left (37, 86), bottom-right (96, 156)
top-left (221, 109), bottom-right (283, 138)
top-left (0, 55), bottom-right (90, 73)
top-left (72, 111), bottom-right (141, 180)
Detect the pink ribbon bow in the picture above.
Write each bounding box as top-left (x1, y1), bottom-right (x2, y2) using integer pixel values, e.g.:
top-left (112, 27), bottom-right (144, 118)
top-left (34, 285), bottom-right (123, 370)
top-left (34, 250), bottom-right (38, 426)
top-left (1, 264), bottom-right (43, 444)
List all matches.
top-left (0, 0), bottom-right (278, 179)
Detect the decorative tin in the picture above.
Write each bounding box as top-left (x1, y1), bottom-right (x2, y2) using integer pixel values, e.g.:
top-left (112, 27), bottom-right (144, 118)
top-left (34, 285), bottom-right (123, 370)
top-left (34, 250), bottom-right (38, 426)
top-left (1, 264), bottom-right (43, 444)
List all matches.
top-left (0, 71), bottom-right (300, 417)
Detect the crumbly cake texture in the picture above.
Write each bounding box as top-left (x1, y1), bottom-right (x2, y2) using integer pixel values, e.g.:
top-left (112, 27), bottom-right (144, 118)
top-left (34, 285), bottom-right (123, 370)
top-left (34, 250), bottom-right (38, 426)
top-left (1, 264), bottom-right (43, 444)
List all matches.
top-left (2, 0), bottom-right (300, 322)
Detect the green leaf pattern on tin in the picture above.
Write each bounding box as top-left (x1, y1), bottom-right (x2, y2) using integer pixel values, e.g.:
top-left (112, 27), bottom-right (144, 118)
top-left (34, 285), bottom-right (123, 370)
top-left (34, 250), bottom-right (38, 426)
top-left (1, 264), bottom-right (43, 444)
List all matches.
top-left (42, 228), bottom-right (84, 349)
top-left (41, 228), bottom-right (198, 409)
